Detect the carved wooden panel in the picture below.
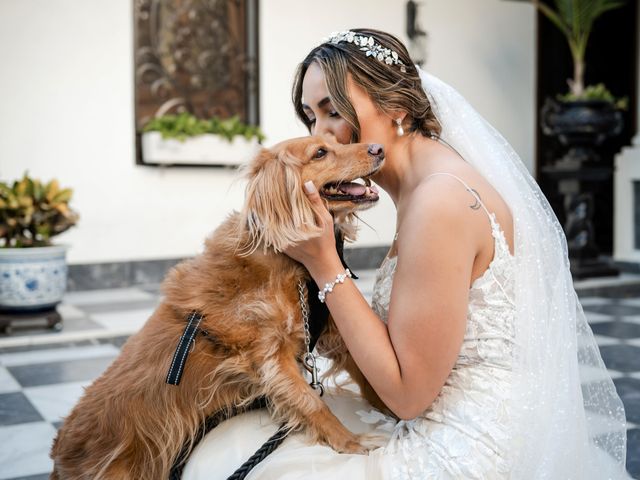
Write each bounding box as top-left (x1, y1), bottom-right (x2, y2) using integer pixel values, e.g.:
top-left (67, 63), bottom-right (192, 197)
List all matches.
top-left (133, 0), bottom-right (259, 164)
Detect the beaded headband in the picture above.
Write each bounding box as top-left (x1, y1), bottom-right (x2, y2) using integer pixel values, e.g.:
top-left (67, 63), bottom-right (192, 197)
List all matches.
top-left (325, 30), bottom-right (407, 73)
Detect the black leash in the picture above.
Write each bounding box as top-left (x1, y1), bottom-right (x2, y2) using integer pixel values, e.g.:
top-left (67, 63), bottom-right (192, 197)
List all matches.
top-left (168, 397), bottom-right (290, 480)
top-left (226, 424), bottom-right (291, 480)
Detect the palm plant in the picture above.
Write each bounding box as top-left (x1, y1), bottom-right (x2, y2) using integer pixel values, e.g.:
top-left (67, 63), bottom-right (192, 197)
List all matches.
top-left (532, 0), bottom-right (625, 97)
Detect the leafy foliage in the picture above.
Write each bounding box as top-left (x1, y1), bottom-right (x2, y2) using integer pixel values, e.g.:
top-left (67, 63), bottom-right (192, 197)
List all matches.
top-left (557, 83), bottom-right (628, 109)
top-left (0, 173), bottom-right (79, 248)
top-left (143, 113), bottom-right (266, 143)
top-left (532, 0), bottom-right (626, 98)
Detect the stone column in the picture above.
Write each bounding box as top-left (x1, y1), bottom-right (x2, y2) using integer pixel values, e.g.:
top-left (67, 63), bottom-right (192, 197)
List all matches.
top-left (613, 3), bottom-right (640, 267)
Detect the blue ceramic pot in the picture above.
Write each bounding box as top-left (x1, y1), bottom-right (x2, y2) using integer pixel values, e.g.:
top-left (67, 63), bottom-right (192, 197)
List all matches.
top-left (0, 245), bottom-right (69, 312)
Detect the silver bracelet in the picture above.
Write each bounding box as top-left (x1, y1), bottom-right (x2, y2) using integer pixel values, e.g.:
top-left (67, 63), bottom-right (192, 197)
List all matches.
top-left (318, 268), bottom-right (352, 303)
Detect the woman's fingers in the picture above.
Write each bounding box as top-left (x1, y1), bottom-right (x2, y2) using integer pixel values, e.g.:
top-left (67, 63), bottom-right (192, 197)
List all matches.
top-left (304, 181), bottom-right (332, 226)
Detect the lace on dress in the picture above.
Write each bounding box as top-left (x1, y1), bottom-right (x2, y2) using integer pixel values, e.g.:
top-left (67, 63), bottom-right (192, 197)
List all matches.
top-left (363, 172), bottom-right (518, 480)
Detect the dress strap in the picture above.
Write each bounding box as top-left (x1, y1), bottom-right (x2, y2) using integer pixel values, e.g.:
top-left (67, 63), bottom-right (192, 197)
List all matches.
top-left (426, 172), bottom-right (495, 226)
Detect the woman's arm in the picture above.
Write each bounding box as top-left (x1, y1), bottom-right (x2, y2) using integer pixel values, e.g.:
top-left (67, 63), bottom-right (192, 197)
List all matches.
top-left (286, 181), bottom-right (477, 420)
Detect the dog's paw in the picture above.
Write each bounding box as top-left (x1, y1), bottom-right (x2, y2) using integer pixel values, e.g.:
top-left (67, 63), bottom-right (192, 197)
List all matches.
top-left (326, 432), bottom-right (367, 455)
top-left (358, 431), bottom-right (389, 450)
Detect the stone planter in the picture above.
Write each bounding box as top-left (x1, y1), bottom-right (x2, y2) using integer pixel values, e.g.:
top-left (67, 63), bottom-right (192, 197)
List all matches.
top-left (541, 98), bottom-right (623, 161)
top-left (0, 245), bottom-right (69, 312)
top-left (141, 131), bottom-right (261, 167)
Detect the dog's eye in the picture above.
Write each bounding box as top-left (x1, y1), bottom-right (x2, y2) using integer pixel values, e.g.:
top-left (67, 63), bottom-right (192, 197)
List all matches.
top-left (314, 148), bottom-right (328, 159)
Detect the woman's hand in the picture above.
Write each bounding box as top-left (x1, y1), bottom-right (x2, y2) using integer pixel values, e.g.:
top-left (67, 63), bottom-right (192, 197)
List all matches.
top-left (284, 181), bottom-right (339, 274)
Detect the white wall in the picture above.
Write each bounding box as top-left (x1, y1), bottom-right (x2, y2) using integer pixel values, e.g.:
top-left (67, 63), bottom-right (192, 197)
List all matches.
top-left (0, 0), bottom-right (535, 264)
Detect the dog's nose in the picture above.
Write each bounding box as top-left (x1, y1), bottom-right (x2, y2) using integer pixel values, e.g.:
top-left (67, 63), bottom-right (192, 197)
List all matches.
top-left (368, 144), bottom-right (384, 157)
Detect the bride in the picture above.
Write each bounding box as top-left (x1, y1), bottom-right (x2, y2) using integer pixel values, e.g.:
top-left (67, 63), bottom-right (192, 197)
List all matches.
top-left (183, 28), bottom-right (630, 479)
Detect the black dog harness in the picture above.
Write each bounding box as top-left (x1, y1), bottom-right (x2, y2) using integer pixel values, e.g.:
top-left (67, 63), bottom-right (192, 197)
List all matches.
top-left (165, 232), bottom-right (357, 387)
top-left (166, 311), bottom-right (204, 386)
top-left (166, 233), bottom-right (357, 479)
top-left (164, 278), bottom-right (332, 388)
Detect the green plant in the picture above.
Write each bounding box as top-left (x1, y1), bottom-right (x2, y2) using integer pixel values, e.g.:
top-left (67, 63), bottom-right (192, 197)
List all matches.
top-left (557, 83), bottom-right (628, 109)
top-left (532, 0), bottom-right (625, 98)
top-left (143, 113), bottom-right (266, 143)
top-left (0, 173), bottom-right (79, 248)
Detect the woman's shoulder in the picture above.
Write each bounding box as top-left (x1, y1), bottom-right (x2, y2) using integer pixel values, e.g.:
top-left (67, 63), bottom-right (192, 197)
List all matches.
top-left (397, 175), bottom-right (482, 260)
top-left (410, 166), bottom-right (514, 257)
top-left (406, 167), bottom-right (487, 224)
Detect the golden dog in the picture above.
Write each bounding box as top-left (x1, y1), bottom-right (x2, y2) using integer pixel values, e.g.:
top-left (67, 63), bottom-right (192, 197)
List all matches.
top-left (50, 136), bottom-right (386, 479)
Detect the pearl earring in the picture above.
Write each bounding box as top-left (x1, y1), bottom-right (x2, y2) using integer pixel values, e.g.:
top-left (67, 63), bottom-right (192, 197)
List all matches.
top-left (395, 118), bottom-right (404, 136)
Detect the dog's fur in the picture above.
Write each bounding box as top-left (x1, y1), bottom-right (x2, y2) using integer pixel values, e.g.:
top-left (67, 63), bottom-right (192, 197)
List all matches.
top-left (50, 136), bottom-right (387, 480)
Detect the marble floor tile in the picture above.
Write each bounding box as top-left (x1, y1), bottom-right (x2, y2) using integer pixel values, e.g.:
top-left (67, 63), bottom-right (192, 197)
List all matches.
top-left (0, 344), bottom-right (120, 367)
top-left (90, 307), bottom-right (155, 334)
top-left (591, 334), bottom-right (622, 346)
top-left (0, 315), bottom-right (104, 347)
top-left (626, 405), bottom-right (640, 428)
top-left (0, 422), bottom-right (56, 480)
top-left (0, 366), bottom-right (20, 394)
top-left (590, 321), bottom-right (640, 339)
top-left (54, 304), bottom-right (86, 319)
top-left (613, 378), bottom-right (640, 425)
top-left (97, 335), bottom-right (131, 349)
top-left (62, 287), bottom-right (155, 307)
top-left (598, 345), bottom-right (640, 373)
top-left (584, 310), bottom-right (616, 323)
top-left (79, 298), bottom-right (160, 315)
top-left (614, 377), bottom-right (640, 397)
top-left (579, 297), bottom-right (615, 307)
top-left (620, 298), bottom-right (640, 307)
top-left (624, 316), bottom-right (640, 326)
top-left (0, 339), bottom-right (96, 354)
top-left (23, 381), bottom-right (89, 423)
top-left (7, 474), bottom-right (51, 480)
top-left (0, 392), bottom-right (43, 426)
top-left (582, 303), bottom-right (640, 317)
top-left (627, 428), bottom-right (640, 478)
top-left (7, 356), bottom-right (115, 388)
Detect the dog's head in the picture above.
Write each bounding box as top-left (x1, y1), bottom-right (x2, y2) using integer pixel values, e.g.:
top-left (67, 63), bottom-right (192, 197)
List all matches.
top-left (240, 135), bottom-right (384, 254)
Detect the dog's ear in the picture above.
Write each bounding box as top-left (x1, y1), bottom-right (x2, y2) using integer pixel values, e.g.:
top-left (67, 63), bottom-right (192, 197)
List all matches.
top-left (240, 147), bottom-right (322, 254)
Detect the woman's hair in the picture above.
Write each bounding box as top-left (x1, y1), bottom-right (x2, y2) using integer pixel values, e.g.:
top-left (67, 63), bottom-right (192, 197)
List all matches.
top-left (292, 28), bottom-right (442, 143)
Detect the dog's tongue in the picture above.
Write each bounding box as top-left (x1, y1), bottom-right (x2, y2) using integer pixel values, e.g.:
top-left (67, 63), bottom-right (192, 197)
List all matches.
top-left (338, 182), bottom-right (367, 196)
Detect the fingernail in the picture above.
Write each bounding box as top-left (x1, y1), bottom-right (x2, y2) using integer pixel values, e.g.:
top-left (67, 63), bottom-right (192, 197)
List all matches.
top-left (304, 181), bottom-right (317, 194)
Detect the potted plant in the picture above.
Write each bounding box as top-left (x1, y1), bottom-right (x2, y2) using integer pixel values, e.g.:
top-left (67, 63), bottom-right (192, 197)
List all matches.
top-left (533, 0), bottom-right (628, 153)
top-left (141, 113), bottom-right (265, 166)
top-left (532, 0), bottom-right (629, 278)
top-left (0, 173), bottom-right (79, 313)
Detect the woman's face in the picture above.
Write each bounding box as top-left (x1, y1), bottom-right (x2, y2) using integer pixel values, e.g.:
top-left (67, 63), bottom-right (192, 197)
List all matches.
top-left (301, 62), bottom-right (397, 148)
top-left (301, 63), bottom-right (352, 144)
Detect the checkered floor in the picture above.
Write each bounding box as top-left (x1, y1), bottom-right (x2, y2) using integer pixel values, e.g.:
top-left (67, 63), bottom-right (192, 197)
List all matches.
top-left (0, 271), bottom-right (638, 479)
